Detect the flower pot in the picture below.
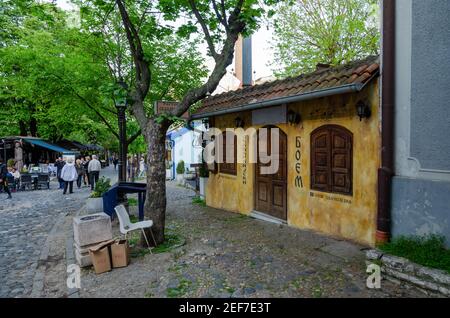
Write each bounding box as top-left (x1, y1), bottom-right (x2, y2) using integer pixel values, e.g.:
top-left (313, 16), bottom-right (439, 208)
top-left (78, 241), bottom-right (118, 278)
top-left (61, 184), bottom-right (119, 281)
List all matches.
top-left (199, 177), bottom-right (208, 199)
top-left (166, 169), bottom-right (173, 180)
top-left (86, 197), bottom-right (104, 213)
top-left (176, 174), bottom-right (184, 185)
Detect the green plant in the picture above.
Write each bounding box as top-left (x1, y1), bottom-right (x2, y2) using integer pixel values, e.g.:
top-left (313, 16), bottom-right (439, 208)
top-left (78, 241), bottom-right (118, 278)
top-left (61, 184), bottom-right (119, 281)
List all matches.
top-left (7, 159), bottom-right (15, 167)
top-left (199, 164), bottom-right (209, 178)
top-left (166, 278), bottom-right (192, 298)
top-left (90, 177), bottom-right (111, 198)
top-left (128, 198), bottom-right (138, 207)
top-left (176, 160), bottom-right (185, 175)
top-left (192, 196), bottom-right (206, 207)
top-left (379, 235), bottom-right (450, 274)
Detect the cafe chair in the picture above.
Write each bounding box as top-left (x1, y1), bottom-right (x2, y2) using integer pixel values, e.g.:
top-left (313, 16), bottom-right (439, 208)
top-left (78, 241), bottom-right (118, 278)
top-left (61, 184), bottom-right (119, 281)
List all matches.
top-left (114, 204), bottom-right (157, 253)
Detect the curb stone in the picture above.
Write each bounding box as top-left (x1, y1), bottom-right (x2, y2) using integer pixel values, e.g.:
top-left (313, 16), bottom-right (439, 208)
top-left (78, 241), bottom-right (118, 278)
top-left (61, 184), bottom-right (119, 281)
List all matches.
top-left (30, 212), bottom-right (67, 297)
top-left (64, 203), bottom-right (86, 298)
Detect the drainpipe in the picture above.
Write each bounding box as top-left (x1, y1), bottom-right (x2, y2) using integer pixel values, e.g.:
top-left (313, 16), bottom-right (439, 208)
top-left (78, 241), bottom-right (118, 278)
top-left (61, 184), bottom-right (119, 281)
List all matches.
top-left (377, 0), bottom-right (396, 244)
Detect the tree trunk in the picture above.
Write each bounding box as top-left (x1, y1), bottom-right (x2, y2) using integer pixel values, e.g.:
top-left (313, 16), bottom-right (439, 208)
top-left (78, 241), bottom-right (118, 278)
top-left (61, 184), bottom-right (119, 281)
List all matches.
top-left (142, 120), bottom-right (168, 246)
top-left (29, 117), bottom-right (38, 137)
top-left (19, 121), bottom-right (28, 136)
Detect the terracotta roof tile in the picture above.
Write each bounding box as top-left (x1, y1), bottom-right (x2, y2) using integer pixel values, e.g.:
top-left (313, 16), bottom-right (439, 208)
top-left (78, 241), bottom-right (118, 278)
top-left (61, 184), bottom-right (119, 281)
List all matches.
top-left (193, 56), bottom-right (380, 117)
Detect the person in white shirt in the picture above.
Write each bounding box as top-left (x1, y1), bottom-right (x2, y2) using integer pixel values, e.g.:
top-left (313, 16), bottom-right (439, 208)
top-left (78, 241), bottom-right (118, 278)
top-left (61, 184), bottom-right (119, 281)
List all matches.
top-left (60, 158), bottom-right (78, 194)
top-left (87, 155), bottom-right (102, 190)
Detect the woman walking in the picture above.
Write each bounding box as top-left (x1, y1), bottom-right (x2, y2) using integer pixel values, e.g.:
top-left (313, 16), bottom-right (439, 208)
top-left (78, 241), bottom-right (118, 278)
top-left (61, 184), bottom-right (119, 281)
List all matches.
top-left (60, 158), bottom-right (78, 195)
top-left (75, 159), bottom-right (85, 189)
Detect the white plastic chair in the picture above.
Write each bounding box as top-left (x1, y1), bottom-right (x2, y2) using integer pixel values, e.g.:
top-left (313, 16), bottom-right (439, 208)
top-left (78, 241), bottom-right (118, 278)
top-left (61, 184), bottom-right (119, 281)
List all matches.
top-left (114, 204), bottom-right (157, 253)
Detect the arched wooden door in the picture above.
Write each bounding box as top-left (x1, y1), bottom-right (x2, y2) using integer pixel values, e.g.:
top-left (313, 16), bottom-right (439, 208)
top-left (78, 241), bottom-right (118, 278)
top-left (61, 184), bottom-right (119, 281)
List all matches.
top-left (255, 126), bottom-right (287, 220)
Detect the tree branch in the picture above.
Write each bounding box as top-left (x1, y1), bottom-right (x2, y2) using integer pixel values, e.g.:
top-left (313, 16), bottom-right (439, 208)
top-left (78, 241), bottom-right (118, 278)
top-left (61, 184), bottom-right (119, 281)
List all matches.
top-left (212, 0), bottom-right (228, 30)
top-left (126, 129), bottom-right (142, 145)
top-left (188, 0), bottom-right (219, 61)
top-left (171, 1), bottom-right (246, 117)
top-left (116, 0), bottom-right (151, 131)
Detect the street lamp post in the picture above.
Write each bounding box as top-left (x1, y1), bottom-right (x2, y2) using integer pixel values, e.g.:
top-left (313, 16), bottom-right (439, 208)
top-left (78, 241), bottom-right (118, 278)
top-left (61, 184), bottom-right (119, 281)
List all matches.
top-left (115, 79), bottom-right (128, 186)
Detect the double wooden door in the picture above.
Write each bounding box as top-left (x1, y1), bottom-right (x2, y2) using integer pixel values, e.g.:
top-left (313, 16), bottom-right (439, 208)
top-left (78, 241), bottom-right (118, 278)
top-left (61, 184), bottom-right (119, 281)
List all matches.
top-left (255, 127), bottom-right (287, 220)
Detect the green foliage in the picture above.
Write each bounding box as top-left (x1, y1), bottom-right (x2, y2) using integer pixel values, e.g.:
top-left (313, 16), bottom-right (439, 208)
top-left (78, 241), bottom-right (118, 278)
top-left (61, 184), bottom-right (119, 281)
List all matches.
top-left (90, 177), bottom-right (111, 198)
top-left (379, 235), bottom-right (450, 274)
top-left (271, 0), bottom-right (380, 77)
top-left (176, 160), bottom-right (185, 174)
top-left (7, 159), bottom-right (15, 167)
top-left (128, 198), bottom-right (138, 207)
top-left (192, 196), bottom-right (206, 207)
top-left (166, 278), bottom-right (192, 298)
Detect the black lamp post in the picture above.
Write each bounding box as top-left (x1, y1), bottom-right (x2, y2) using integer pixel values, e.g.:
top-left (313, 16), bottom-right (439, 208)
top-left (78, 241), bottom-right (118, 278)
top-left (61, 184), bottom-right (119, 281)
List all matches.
top-left (115, 78), bottom-right (128, 184)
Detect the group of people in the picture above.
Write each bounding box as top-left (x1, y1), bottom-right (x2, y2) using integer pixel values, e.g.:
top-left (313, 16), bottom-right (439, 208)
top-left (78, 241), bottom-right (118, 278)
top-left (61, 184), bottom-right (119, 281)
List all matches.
top-left (55, 155), bottom-right (102, 195)
top-left (112, 155), bottom-right (146, 180)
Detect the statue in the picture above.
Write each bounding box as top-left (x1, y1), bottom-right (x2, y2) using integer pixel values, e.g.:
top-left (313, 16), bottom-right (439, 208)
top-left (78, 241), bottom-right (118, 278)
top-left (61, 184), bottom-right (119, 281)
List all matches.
top-left (14, 140), bottom-right (24, 172)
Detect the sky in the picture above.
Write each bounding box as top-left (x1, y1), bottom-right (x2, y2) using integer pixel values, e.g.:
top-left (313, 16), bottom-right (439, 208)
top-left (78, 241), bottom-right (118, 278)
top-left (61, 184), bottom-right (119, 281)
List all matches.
top-left (55, 0), bottom-right (276, 93)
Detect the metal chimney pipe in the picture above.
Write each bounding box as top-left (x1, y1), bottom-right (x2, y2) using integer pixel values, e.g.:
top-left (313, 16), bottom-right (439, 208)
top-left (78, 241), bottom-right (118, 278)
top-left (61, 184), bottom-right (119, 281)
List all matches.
top-left (242, 36), bottom-right (252, 86)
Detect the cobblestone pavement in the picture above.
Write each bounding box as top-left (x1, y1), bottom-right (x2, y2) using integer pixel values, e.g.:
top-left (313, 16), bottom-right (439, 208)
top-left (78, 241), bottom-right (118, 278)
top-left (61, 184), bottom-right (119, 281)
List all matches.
top-left (79, 182), bottom-right (433, 298)
top-left (0, 167), bottom-right (117, 298)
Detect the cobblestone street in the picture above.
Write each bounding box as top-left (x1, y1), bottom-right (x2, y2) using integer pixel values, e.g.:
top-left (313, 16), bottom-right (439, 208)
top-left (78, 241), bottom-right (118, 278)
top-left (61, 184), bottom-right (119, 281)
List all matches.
top-left (0, 167), bottom-right (434, 298)
top-left (0, 167), bottom-right (117, 298)
top-left (80, 182), bottom-right (432, 298)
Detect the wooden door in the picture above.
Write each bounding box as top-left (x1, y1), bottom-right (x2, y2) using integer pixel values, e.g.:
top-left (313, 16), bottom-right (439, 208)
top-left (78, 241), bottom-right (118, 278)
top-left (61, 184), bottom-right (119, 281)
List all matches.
top-left (255, 127), bottom-right (287, 220)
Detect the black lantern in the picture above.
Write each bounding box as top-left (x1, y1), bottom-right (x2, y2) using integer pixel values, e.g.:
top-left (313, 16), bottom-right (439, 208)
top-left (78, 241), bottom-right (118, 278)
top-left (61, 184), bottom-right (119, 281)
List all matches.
top-left (234, 117), bottom-right (245, 128)
top-left (287, 110), bottom-right (301, 125)
top-left (356, 101), bottom-right (371, 121)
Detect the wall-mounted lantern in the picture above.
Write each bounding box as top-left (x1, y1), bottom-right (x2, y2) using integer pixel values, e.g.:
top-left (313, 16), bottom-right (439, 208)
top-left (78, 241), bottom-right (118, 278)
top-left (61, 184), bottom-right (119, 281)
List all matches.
top-left (235, 117), bottom-right (245, 128)
top-left (287, 110), bottom-right (302, 126)
top-left (356, 101), bottom-right (371, 121)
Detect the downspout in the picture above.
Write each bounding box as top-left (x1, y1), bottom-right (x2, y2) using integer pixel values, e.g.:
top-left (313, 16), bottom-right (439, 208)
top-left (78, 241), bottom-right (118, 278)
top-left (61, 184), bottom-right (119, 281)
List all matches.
top-left (377, 0), bottom-right (396, 244)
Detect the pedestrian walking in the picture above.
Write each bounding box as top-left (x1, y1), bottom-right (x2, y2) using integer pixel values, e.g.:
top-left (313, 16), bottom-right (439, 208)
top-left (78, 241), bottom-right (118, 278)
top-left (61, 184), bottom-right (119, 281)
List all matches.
top-left (83, 156), bottom-right (90, 187)
top-left (113, 157), bottom-right (119, 171)
top-left (75, 159), bottom-right (85, 189)
top-left (88, 155), bottom-right (101, 190)
top-left (0, 159), bottom-right (12, 199)
top-left (138, 157), bottom-right (145, 178)
top-left (55, 157), bottom-right (66, 189)
top-left (60, 158), bottom-right (78, 194)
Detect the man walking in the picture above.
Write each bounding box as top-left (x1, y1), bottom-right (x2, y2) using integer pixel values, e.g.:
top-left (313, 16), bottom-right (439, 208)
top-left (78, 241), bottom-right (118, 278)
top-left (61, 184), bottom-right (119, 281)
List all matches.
top-left (0, 158), bottom-right (12, 199)
top-left (55, 157), bottom-right (66, 189)
top-left (88, 155), bottom-right (101, 190)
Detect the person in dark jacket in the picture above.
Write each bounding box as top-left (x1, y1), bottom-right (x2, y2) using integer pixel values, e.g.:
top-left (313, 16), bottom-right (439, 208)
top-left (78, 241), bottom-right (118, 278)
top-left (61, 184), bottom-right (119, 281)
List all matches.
top-left (75, 159), bottom-right (85, 189)
top-left (0, 159), bottom-right (12, 199)
top-left (55, 157), bottom-right (66, 189)
top-left (83, 156), bottom-right (90, 187)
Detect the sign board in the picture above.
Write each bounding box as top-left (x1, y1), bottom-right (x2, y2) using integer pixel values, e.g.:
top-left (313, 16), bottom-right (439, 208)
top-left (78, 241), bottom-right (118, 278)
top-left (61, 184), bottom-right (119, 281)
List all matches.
top-left (154, 101), bottom-right (189, 120)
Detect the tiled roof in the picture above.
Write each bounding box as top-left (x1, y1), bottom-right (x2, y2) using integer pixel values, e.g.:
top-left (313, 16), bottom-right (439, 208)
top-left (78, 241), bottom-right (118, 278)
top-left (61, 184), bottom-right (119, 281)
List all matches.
top-left (192, 56), bottom-right (379, 117)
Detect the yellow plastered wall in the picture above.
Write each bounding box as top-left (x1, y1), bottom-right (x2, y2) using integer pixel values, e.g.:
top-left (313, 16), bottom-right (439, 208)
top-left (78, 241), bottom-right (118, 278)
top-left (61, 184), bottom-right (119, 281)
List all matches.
top-left (205, 80), bottom-right (380, 246)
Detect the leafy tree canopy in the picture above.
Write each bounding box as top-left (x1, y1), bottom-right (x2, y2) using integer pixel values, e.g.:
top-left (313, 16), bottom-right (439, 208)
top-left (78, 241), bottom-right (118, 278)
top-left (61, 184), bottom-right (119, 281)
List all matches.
top-left (271, 0), bottom-right (380, 78)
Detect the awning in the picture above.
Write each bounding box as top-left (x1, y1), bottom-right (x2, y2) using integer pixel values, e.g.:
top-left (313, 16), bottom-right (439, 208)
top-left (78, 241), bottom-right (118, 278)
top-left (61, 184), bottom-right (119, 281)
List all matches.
top-left (23, 138), bottom-right (78, 155)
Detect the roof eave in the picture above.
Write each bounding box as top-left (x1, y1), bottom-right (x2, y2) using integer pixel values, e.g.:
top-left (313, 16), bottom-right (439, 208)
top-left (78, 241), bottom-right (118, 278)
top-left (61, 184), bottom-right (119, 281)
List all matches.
top-left (190, 79), bottom-right (375, 120)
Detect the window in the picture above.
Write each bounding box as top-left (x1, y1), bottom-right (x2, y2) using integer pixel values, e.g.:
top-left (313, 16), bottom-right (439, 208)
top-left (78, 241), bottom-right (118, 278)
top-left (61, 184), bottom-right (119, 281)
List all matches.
top-left (311, 125), bottom-right (352, 195)
top-left (219, 131), bottom-right (237, 175)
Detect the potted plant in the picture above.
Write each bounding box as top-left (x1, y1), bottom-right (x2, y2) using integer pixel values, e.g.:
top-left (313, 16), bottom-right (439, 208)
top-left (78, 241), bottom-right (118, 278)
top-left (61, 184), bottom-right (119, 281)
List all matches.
top-left (176, 160), bottom-right (185, 185)
top-left (198, 164), bottom-right (209, 200)
top-left (86, 177), bottom-right (111, 213)
top-left (7, 159), bottom-right (15, 168)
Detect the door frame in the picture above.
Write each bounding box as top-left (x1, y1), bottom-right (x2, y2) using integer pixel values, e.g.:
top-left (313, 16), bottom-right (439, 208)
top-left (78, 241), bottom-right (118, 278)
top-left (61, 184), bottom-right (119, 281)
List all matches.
top-left (253, 125), bottom-right (288, 221)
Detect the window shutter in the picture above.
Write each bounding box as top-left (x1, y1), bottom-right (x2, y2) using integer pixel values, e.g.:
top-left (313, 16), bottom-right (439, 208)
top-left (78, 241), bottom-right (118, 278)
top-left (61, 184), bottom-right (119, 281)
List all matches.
top-left (330, 127), bottom-right (352, 195)
top-left (220, 132), bottom-right (237, 175)
top-left (311, 129), bottom-right (331, 192)
top-left (311, 125), bottom-right (352, 195)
